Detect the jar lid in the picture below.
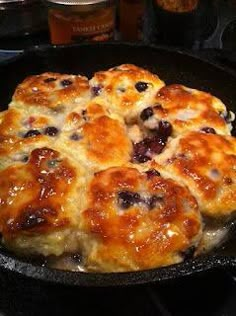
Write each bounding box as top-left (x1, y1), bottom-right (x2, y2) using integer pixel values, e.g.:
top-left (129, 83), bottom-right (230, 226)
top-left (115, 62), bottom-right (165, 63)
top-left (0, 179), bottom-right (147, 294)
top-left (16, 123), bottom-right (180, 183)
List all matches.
top-left (0, 0), bottom-right (37, 9)
top-left (0, 0), bottom-right (36, 4)
top-left (44, 0), bottom-right (109, 5)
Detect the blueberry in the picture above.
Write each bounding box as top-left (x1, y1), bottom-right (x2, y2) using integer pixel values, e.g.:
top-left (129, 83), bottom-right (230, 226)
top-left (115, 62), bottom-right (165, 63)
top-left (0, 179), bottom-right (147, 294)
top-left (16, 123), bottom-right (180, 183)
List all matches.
top-left (70, 133), bottom-right (82, 141)
top-left (61, 79), bottom-right (73, 87)
top-left (201, 127), bottom-right (216, 134)
top-left (92, 85), bottom-right (102, 96)
top-left (132, 136), bottom-right (166, 163)
top-left (140, 107), bottom-right (154, 121)
top-left (44, 77), bottom-right (56, 83)
top-left (22, 156), bottom-right (29, 163)
top-left (118, 191), bottom-right (141, 209)
top-left (44, 126), bottom-right (59, 137)
top-left (135, 81), bottom-right (148, 92)
top-left (22, 214), bottom-right (45, 229)
top-left (148, 136), bottom-right (166, 154)
top-left (145, 169), bottom-right (161, 179)
top-left (132, 140), bottom-right (151, 163)
top-left (19, 211), bottom-right (46, 230)
top-left (24, 130), bottom-right (41, 138)
top-left (157, 120), bottom-right (172, 138)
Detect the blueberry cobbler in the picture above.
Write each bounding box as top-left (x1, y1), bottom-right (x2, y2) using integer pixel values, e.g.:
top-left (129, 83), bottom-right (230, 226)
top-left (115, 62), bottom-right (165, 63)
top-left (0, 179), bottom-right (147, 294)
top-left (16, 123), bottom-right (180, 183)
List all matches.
top-left (0, 64), bottom-right (235, 272)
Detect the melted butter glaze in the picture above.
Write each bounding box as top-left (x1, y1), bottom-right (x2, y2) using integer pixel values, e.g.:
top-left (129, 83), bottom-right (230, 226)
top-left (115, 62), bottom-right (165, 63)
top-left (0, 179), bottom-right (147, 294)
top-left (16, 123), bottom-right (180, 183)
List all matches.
top-left (0, 147), bottom-right (76, 238)
top-left (81, 167), bottom-right (201, 271)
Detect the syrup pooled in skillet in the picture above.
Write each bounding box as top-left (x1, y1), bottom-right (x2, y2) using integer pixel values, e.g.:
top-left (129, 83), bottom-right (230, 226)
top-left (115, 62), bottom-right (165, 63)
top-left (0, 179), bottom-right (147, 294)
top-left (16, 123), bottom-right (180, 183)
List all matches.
top-left (0, 64), bottom-right (235, 272)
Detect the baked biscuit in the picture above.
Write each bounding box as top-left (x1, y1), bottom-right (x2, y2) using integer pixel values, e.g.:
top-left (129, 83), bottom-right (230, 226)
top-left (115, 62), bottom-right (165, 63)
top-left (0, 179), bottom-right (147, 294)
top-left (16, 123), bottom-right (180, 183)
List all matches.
top-left (0, 107), bottom-right (61, 170)
top-left (0, 73), bottom-right (92, 166)
top-left (59, 114), bottom-right (132, 172)
top-left (11, 72), bottom-right (91, 111)
top-left (140, 85), bottom-right (233, 137)
top-left (90, 64), bottom-right (165, 121)
top-left (154, 131), bottom-right (236, 217)
top-left (0, 64), bottom-right (235, 272)
top-left (0, 147), bottom-right (86, 256)
top-left (54, 98), bottom-right (132, 172)
top-left (81, 167), bottom-right (202, 272)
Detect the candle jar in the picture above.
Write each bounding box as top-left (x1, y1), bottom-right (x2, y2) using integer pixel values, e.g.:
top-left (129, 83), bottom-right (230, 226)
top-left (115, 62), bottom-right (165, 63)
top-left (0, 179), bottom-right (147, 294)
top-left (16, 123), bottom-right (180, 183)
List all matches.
top-left (45, 0), bottom-right (116, 44)
top-left (156, 0), bottom-right (198, 12)
top-left (152, 0), bottom-right (217, 48)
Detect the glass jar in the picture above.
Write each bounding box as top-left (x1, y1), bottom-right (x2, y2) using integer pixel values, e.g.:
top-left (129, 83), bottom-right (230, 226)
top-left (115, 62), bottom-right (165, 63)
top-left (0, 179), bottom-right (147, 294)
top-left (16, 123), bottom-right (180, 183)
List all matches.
top-left (45, 0), bottom-right (116, 44)
top-left (119, 0), bottom-right (146, 41)
top-left (153, 0), bottom-right (217, 48)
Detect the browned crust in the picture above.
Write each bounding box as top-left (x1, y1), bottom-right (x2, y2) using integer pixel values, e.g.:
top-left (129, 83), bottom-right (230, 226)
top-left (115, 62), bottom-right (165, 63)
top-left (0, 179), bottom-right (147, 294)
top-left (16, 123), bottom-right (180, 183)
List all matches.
top-left (156, 132), bottom-right (236, 216)
top-left (82, 167), bottom-right (201, 269)
top-left (91, 64), bottom-right (164, 114)
top-left (82, 116), bottom-right (132, 165)
top-left (154, 84), bottom-right (227, 134)
top-left (13, 72), bottom-right (90, 109)
top-left (0, 147), bottom-right (76, 238)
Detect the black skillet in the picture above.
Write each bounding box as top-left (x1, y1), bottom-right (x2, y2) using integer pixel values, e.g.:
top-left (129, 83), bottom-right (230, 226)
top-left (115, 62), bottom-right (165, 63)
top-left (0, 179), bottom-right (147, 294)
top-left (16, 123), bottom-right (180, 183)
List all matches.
top-left (0, 42), bottom-right (236, 287)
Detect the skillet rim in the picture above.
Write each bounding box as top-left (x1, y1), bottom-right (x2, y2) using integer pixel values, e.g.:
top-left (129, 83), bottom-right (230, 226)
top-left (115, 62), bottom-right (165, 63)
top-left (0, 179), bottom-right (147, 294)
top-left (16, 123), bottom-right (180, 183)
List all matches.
top-left (1, 251), bottom-right (236, 287)
top-left (1, 41), bottom-right (236, 76)
top-left (0, 42), bottom-right (236, 287)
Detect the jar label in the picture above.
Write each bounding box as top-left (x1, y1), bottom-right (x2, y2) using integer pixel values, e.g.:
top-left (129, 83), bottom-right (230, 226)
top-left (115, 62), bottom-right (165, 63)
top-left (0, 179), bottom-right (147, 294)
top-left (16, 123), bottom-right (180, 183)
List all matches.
top-left (71, 20), bottom-right (114, 36)
top-left (49, 7), bottom-right (115, 44)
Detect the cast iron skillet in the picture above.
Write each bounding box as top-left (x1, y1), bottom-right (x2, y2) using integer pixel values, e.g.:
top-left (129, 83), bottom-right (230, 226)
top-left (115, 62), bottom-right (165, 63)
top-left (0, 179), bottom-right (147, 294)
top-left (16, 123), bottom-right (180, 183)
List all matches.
top-left (0, 42), bottom-right (236, 287)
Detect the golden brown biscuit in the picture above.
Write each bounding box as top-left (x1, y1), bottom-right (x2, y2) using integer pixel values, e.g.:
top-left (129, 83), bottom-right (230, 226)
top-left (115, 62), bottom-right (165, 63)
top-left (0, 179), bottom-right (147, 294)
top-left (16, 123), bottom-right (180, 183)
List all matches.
top-left (0, 64), bottom-right (235, 273)
top-left (0, 107), bottom-right (61, 170)
top-left (0, 106), bottom-right (61, 140)
top-left (11, 72), bottom-right (91, 111)
top-left (59, 114), bottom-right (132, 172)
top-left (0, 147), bottom-right (86, 256)
top-left (140, 85), bottom-right (233, 137)
top-left (0, 77), bottom-right (89, 170)
top-left (154, 131), bottom-right (236, 217)
top-left (81, 167), bottom-right (202, 272)
top-left (90, 64), bottom-right (165, 120)
top-left (63, 100), bottom-right (122, 132)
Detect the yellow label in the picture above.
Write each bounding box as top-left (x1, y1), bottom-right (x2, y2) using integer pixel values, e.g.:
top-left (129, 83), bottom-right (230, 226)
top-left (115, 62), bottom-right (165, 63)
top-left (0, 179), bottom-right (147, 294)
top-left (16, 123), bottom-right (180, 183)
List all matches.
top-left (49, 7), bottom-right (115, 44)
